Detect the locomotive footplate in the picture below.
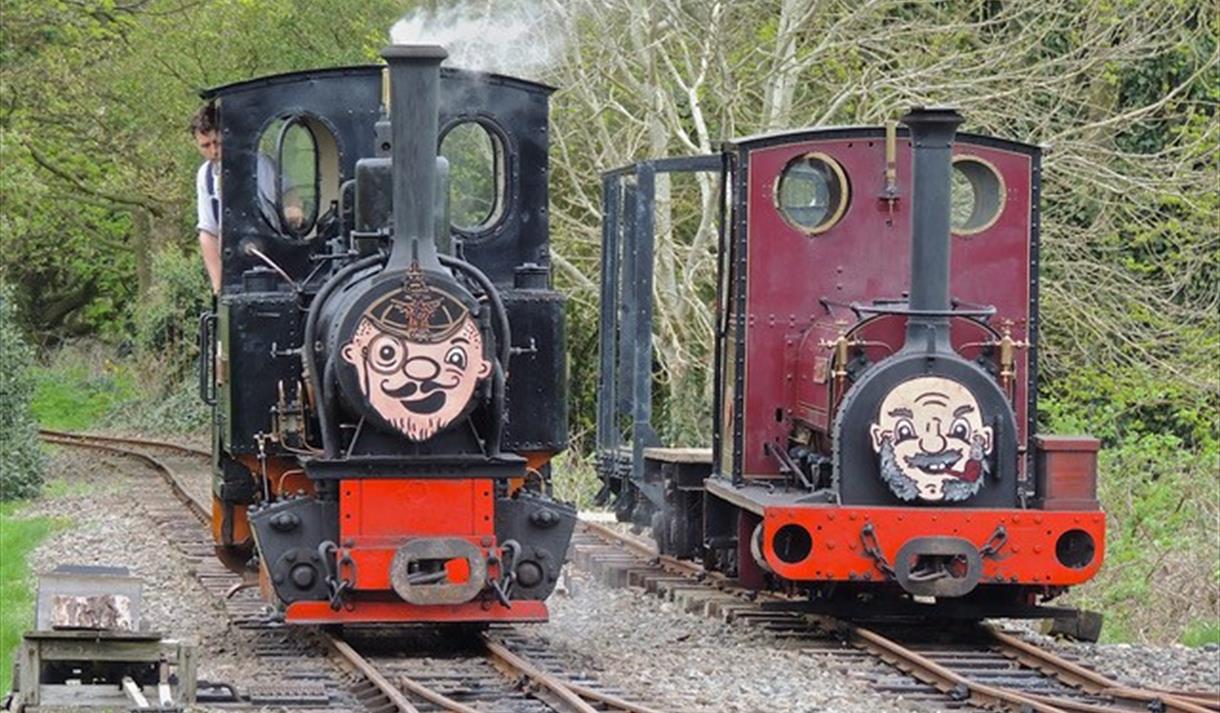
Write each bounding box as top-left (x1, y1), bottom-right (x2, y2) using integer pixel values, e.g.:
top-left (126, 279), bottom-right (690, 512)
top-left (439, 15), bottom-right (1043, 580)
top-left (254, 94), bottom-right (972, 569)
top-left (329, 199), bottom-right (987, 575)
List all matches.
top-left (284, 597), bottom-right (549, 624)
top-left (705, 479), bottom-right (1105, 595)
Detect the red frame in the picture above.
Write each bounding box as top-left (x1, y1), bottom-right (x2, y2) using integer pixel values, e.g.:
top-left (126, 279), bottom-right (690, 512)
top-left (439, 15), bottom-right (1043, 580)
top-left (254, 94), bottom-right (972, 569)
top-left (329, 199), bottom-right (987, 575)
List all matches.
top-left (760, 505), bottom-right (1104, 585)
top-left (285, 598), bottom-right (548, 624)
top-left (339, 479), bottom-right (497, 590)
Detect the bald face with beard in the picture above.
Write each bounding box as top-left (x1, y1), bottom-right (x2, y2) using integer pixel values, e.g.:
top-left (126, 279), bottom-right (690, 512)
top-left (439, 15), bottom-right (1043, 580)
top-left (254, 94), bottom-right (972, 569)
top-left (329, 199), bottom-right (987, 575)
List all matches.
top-left (341, 316), bottom-right (491, 441)
top-left (869, 376), bottom-right (994, 502)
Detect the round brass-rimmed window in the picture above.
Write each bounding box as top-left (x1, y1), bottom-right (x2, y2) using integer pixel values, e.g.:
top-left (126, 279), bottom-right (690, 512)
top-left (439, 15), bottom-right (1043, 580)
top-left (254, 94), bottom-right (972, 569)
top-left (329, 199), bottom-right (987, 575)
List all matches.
top-left (951, 155), bottom-right (1006, 236)
top-left (776, 152), bottom-right (849, 235)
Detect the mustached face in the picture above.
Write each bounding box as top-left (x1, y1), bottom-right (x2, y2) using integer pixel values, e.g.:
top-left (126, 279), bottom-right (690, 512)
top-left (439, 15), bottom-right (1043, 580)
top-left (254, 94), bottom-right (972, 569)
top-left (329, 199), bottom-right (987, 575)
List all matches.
top-left (341, 317), bottom-right (492, 441)
top-left (869, 376), bottom-right (993, 502)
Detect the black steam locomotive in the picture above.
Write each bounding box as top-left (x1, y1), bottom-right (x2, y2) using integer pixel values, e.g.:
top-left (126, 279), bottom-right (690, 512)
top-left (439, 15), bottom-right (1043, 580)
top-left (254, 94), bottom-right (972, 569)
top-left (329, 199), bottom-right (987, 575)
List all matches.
top-left (198, 45), bottom-right (575, 624)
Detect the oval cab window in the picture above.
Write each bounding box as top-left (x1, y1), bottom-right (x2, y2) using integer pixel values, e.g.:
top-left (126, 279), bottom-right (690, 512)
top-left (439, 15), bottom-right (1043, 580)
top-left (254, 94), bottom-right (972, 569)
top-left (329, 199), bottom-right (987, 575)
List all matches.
top-left (951, 156), bottom-right (1005, 235)
top-left (776, 153), bottom-right (849, 235)
top-left (256, 116), bottom-right (322, 239)
top-left (441, 121), bottom-right (506, 234)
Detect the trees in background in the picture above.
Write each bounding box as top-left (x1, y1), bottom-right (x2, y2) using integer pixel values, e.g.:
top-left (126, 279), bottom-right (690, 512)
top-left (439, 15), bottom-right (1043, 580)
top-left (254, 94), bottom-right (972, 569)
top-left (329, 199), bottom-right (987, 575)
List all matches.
top-left (0, 285), bottom-right (46, 500)
top-left (1, 0), bottom-right (405, 339)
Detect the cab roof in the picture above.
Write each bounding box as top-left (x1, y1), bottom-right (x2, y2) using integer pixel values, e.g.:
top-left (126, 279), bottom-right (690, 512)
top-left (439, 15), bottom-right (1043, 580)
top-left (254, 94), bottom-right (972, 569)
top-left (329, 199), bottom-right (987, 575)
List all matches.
top-left (200, 64), bottom-right (555, 100)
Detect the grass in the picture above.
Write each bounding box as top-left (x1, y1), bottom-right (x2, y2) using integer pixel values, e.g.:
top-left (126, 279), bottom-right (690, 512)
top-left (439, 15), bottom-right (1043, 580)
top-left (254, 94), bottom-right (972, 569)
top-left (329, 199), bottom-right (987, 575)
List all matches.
top-left (29, 340), bottom-right (207, 437)
top-left (0, 502), bottom-right (64, 687)
top-left (1181, 620), bottom-right (1220, 647)
top-left (30, 358), bottom-right (136, 431)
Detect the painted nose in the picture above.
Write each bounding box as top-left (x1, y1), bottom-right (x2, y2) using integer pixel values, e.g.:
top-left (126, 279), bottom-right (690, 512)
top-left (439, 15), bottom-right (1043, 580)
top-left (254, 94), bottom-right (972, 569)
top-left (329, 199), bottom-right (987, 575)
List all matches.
top-left (404, 356), bottom-right (439, 381)
top-left (919, 419), bottom-right (948, 453)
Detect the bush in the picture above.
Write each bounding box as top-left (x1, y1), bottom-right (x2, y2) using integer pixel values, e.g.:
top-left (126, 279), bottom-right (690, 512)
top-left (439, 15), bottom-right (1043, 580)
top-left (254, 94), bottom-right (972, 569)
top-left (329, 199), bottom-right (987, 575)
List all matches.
top-left (131, 247), bottom-right (210, 380)
top-left (0, 283), bottom-right (47, 500)
top-left (1042, 364), bottom-right (1219, 643)
top-left (104, 374), bottom-right (210, 436)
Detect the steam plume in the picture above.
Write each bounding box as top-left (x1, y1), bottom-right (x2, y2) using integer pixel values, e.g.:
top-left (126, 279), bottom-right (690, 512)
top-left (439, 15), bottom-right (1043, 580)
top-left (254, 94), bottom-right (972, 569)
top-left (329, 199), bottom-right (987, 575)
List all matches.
top-left (389, 1), bottom-right (566, 79)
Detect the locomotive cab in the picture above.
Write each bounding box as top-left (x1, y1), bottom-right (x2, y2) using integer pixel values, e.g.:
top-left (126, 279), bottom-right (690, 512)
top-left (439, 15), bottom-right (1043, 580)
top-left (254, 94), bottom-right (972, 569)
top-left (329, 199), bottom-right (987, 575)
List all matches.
top-left (198, 45), bottom-right (575, 625)
top-left (597, 108), bottom-right (1104, 616)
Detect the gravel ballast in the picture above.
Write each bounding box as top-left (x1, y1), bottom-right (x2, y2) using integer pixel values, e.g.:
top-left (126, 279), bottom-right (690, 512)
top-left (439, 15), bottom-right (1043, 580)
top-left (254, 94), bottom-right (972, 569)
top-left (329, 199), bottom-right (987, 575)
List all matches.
top-left (16, 449), bottom-right (306, 711)
top-left (14, 443), bottom-right (1218, 713)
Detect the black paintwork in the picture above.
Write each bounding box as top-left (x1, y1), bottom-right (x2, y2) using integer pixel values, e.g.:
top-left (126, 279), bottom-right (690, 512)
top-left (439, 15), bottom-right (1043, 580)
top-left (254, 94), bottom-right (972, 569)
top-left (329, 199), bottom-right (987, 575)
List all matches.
top-left (207, 65), bottom-right (554, 292)
top-left (493, 492), bottom-right (577, 600)
top-left (593, 155), bottom-right (721, 514)
top-left (205, 62), bottom-right (565, 462)
top-left (832, 351), bottom-right (1019, 507)
top-left (199, 55), bottom-right (572, 609)
top-left (832, 109), bottom-right (1019, 508)
top-left (217, 291), bottom-right (302, 455)
top-left (248, 497), bottom-right (338, 603)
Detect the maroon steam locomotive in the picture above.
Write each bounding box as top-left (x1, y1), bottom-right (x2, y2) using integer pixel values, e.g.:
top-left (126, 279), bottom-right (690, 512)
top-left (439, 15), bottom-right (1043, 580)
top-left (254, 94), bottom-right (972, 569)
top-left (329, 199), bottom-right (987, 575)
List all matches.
top-left (596, 107), bottom-right (1104, 617)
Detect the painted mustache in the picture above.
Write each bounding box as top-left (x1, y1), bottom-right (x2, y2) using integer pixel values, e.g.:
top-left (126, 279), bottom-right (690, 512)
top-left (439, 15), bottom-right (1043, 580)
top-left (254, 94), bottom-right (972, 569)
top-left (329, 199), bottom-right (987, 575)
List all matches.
top-left (382, 379), bottom-right (450, 415)
top-left (397, 390), bottom-right (446, 415)
top-left (383, 379), bottom-right (450, 398)
top-left (904, 449), bottom-right (964, 474)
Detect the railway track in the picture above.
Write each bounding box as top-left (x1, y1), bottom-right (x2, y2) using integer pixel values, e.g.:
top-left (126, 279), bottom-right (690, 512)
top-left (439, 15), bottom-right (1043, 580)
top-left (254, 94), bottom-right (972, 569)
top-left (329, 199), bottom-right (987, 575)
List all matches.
top-left (38, 430), bottom-right (667, 713)
top-left (572, 520), bottom-right (1220, 713)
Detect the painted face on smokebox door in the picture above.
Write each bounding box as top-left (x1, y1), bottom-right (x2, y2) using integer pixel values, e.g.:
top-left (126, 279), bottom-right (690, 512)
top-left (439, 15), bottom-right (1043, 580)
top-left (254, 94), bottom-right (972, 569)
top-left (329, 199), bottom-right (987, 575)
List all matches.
top-left (869, 376), bottom-right (994, 502)
top-left (342, 317), bottom-right (491, 441)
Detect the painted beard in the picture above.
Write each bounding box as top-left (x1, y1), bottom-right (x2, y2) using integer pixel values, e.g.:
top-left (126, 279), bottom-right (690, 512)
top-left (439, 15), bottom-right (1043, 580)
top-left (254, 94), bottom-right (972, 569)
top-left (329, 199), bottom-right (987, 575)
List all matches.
top-left (878, 438), bottom-right (920, 501)
top-left (389, 413), bottom-right (447, 441)
top-left (371, 377), bottom-right (456, 441)
top-left (877, 438), bottom-right (982, 502)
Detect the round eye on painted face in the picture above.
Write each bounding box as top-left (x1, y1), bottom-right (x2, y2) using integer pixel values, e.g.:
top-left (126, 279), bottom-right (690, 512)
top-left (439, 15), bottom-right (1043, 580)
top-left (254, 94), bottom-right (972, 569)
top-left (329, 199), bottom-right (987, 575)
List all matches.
top-left (949, 417), bottom-right (972, 442)
top-left (369, 335), bottom-right (405, 375)
top-left (444, 346), bottom-right (468, 371)
top-left (894, 419), bottom-right (916, 444)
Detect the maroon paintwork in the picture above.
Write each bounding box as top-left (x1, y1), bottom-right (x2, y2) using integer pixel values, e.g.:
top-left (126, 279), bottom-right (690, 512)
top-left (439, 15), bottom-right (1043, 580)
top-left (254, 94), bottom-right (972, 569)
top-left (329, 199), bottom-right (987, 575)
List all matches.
top-left (735, 132), bottom-right (1033, 478)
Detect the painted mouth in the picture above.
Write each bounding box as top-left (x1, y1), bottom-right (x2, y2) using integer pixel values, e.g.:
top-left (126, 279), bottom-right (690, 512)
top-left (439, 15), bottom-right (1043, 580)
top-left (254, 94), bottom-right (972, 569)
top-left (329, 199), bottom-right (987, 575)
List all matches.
top-left (904, 449), bottom-right (963, 475)
top-left (400, 390), bottom-right (446, 415)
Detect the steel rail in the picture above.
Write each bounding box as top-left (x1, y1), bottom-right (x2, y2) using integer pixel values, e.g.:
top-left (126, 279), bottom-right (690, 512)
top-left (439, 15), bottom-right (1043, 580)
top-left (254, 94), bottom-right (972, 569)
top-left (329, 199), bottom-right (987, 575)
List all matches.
top-left (392, 634), bottom-right (669, 713)
top-left (556, 680), bottom-right (671, 713)
top-left (43, 432), bottom-right (664, 713)
top-left (848, 624), bottom-right (1066, 712)
top-left (577, 515), bottom-right (1214, 713)
top-left (326, 636), bottom-right (422, 713)
top-left (40, 430), bottom-right (210, 523)
top-left (39, 429), bottom-right (424, 713)
top-left (987, 625), bottom-right (1215, 713)
top-left (395, 675), bottom-right (482, 713)
top-left (578, 520), bottom-right (708, 578)
top-left (39, 428), bottom-right (210, 457)
top-left (480, 635), bottom-right (600, 713)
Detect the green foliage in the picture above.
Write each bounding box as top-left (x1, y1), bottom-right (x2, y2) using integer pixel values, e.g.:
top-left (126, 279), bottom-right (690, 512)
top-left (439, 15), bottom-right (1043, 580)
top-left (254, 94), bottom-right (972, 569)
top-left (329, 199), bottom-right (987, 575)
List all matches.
top-left (1043, 364), bottom-right (1219, 642)
top-left (104, 375), bottom-right (210, 436)
top-left (30, 339), bottom-right (209, 437)
top-left (0, 285), bottom-right (47, 500)
top-left (29, 346), bottom-right (136, 432)
top-left (0, 504), bottom-right (62, 679)
top-left (0, 0), bottom-right (407, 339)
top-left (441, 122), bottom-right (500, 229)
top-left (1181, 620), bottom-right (1220, 647)
top-left (551, 450), bottom-right (601, 511)
top-left (0, 0), bottom-right (1215, 644)
top-left (131, 247), bottom-right (210, 379)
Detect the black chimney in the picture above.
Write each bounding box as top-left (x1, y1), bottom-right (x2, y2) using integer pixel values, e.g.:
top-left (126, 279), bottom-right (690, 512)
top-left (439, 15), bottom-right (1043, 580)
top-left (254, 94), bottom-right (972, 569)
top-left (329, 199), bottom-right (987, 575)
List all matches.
top-left (900, 106), bottom-right (964, 348)
top-left (380, 44), bottom-right (447, 272)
